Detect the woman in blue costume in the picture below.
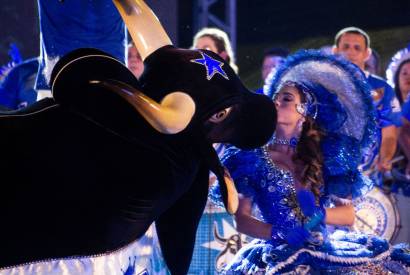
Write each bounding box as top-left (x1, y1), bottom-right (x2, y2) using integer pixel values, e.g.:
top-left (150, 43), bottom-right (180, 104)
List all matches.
top-left (212, 50), bottom-right (410, 274)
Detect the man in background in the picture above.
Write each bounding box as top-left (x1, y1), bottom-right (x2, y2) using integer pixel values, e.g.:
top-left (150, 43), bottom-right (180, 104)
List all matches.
top-left (333, 27), bottom-right (401, 185)
top-left (257, 47), bottom-right (289, 94)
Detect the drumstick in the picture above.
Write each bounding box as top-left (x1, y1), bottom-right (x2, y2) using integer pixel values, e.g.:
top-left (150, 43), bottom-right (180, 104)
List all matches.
top-left (389, 155), bottom-right (405, 164)
top-left (366, 155), bottom-right (405, 174)
top-left (354, 215), bottom-right (377, 235)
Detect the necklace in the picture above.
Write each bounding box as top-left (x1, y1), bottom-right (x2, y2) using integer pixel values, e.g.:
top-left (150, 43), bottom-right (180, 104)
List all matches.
top-left (269, 135), bottom-right (299, 148)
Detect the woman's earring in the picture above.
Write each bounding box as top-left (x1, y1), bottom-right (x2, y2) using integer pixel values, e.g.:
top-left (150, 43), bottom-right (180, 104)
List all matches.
top-left (296, 103), bottom-right (306, 116)
top-left (297, 118), bottom-right (305, 134)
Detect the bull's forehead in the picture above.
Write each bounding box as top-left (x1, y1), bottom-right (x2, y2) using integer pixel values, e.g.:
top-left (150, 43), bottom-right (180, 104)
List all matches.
top-left (139, 46), bottom-right (248, 116)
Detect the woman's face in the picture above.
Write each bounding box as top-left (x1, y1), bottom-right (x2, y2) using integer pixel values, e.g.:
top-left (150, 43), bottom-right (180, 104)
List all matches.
top-left (274, 85), bottom-right (305, 126)
top-left (127, 46), bottom-right (144, 78)
top-left (195, 36), bottom-right (219, 54)
top-left (399, 62), bottom-right (410, 100)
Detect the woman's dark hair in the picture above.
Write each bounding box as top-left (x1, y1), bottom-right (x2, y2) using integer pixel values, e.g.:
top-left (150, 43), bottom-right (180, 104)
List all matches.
top-left (293, 89), bottom-right (324, 200)
top-left (394, 58), bottom-right (410, 104)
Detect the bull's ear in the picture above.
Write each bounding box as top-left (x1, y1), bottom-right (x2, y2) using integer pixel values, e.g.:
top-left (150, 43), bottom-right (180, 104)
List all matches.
top-left (221, 168), bottom-right (239, 214)
top-left (90, 79), bottom-right (195, 134)
top-left (113, 0), bottom-right (172, 61)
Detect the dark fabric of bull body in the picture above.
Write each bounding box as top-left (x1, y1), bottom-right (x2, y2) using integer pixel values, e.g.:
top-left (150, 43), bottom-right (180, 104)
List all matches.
top-left (0, 98), bottom-right (202, 269)
top-left (0, 46), bottom-right (276, 274)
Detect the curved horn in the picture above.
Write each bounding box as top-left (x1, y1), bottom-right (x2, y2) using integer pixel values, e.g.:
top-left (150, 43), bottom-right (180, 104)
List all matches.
top-left (90, 79), bottom-right (195, 134)
top-left (113, 0), bottom-right (172, 61)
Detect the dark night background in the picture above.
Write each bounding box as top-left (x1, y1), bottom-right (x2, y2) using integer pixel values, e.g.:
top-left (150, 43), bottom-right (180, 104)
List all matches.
top-left (1, 0), bottom-right (410, 88)
top-left (178, 0), bottom-right (410, 46)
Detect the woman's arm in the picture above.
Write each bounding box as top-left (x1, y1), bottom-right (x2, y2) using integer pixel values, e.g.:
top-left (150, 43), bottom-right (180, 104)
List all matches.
top-left (236, 192), bottom-right (355, 240)
top-left (378, 125), bottom-right (398, 172)
top-left (234, 195), bottom-right (272, 240)
top-left (324, 204), bottom-right (355, 226)
top-left (398, 120), bottom-right (410, 175)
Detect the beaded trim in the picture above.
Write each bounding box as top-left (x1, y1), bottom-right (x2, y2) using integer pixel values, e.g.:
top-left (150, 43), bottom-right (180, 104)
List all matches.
top-left (268, 135), bottom-right (299, 148)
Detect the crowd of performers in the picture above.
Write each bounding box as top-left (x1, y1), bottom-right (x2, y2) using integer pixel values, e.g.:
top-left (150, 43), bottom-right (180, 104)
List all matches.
top-left (0, 0), bottom-right (410, 274)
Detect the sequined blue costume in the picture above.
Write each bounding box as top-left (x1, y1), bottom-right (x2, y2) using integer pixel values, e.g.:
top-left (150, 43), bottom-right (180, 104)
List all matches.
top-left (217, 146), bottom-right (409, 274)
top-left (210, 50), bottom-right (410, 274)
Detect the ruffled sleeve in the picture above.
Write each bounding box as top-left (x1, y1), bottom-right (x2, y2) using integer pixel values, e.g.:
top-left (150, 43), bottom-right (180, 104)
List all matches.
top-left (322, 133), bottom-right (374, 199)
top-left (209, 146), bottom-right (259, 206)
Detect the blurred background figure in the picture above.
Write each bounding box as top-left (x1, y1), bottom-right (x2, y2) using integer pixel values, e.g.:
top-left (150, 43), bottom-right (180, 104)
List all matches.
top-left (386, 45), bottom-right (410, 104)
top-left (261, 47), bottom-right (289, 83)
top-left (386, 46), bottom-right (410, 178)
top-left (333, 27), bottom-right (401, 187)
top-left (257, 47), bottom-right (289, 94)
top-left (192, 27), bottom-right (238, 73)
top-left (365, 48), bottom-right (381, 76)
top-left (0, 44), bottom-right (23, 84)
top-left (0, 44), bottom-right (38, 110)
top-left (385, 45), bottom-right (410, 244)
top-left (127, 41), bottom-right (144, 79)
top-left (0, 58), bottom-right (38, 110)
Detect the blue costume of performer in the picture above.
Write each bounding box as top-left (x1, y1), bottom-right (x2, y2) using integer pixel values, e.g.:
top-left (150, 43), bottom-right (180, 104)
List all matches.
top-left (211, 50), bottom-right (410, 274)
top-left (360, 74), bottom-right (402, 186)
top-left (36, 0), bottom-right (127, 90)
top-left (367, 74), bottom-right (402, 128)
top-left (219, 147), bottom-right (409, 274)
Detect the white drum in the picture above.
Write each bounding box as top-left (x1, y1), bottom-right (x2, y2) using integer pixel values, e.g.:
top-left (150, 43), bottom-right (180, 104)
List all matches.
top-left (352, 187), bottom-right (400, 241)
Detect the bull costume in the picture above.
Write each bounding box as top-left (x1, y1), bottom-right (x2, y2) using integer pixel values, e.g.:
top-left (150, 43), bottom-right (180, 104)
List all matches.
top-left (0, 1), bottom-right (276, 274)
top-left (211, 50), bottom-right (410, 274)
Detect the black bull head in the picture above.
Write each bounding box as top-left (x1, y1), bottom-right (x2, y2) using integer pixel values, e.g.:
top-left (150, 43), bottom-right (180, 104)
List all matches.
top-left (0, 46), bottom-right (276, 274)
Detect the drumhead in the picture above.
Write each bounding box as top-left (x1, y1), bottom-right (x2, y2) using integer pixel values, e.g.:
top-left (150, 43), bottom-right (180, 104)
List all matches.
top-left (352, 187), bottom-right (400, 241)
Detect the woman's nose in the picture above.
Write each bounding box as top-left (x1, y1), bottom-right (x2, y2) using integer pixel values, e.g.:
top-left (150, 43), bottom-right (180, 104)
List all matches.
top-left (274, 100), bottom-right (280, 107)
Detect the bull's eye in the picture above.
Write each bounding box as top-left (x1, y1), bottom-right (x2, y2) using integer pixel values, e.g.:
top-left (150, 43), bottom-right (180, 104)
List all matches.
top-left (209, 107), bottom-right (232, 123)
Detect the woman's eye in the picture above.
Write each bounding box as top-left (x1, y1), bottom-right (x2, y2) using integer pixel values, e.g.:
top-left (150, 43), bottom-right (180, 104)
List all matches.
top-left (209, 107), bottom-right (232, 123)
top-left (281, 95), bottom-right (294, 102)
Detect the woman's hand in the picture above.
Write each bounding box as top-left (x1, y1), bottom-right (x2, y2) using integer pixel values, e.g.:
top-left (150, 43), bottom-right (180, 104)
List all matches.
top-left (296, 189), bottom-right (326, 230)
top-left (296, 189), bottom-right (317, 217)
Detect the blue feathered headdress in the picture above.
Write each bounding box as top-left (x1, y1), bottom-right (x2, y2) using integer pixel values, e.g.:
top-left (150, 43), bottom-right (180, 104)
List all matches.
top-left (265, 50), bottom-right (378, 198)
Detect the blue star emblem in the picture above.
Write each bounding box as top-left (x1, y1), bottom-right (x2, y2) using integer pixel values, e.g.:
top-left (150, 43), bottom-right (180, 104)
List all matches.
top-left (191, 51), bottom-right (229, 81)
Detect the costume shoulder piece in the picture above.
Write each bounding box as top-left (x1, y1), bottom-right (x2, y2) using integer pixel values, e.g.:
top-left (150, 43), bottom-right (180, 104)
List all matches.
top-left (209, 146), bottom-right (263, 205)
